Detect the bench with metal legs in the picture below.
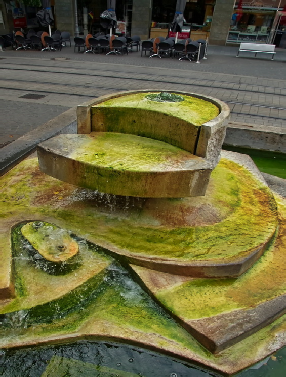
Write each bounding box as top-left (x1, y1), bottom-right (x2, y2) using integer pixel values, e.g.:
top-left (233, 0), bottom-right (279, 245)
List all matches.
top-left (236, 43), bottom-right (276, 60)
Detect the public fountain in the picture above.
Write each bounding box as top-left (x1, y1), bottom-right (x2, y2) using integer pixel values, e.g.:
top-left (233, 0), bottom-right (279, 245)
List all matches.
top-left (0, 90), bottom-right (285, 376)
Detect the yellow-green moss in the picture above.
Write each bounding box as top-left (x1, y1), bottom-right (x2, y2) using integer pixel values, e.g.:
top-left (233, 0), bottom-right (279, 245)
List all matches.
top-left (1, 161), bottom-right (285, 372)
top-left (21, 222), bottom-right (79, 262)
top-left (85, 283), bottom-right (207, 355)
top-left (0, 260), bottom-right (208, 359)
top-left (0, 158), bottom-right (72, 216)
top-left (71, 132), bottom-right (198, 172)
top-left (156, 277), bottom-right (239, 320)
top-left (0, 157), bottom-right (278, 264)
top-left (91, 107), bottom-right (199, 153)
top-left (85, 158), bottom-right (277, 262)
top-left (1, 229), bottom-right (112, 314)
top-left (155, 200), bottom-right (286, 319)
top-left (94, 92), bottom-right (219, 126)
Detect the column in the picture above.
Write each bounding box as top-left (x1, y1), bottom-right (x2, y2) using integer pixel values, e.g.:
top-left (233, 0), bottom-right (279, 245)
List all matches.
top-left (54, 0), bottom-right (75, 36)
top-left (209, 0), bottom-right (235, 45)
top-left (132, 0), bottom-right (152, 40)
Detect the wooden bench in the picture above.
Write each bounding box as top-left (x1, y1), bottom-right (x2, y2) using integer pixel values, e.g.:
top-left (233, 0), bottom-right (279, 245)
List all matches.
top-left (236, 43), bottom-right (276, 60)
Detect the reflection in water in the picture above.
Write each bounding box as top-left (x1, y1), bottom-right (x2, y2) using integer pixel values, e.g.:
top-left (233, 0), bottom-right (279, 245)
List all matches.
top-left (0, 341), bottom-right (285, 377)
top-left (223, 146), bottom-right (286, 179)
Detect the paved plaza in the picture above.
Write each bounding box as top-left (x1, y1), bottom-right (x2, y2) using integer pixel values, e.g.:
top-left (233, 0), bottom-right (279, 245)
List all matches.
top-left (0, 44), bottom-right (286, 148)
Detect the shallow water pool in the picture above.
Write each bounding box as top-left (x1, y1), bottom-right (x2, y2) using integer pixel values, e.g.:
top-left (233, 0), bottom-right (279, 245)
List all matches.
top-left (223, 147), bottom-right (286, 179)
top-left (1, 341), bottom-right (285, 377)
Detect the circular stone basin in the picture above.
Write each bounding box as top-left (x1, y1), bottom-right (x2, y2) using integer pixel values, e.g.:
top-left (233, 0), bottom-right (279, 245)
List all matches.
top-left (92, 91), bottom-right (220, 126)
top-left (89, 91), bottom-right (224, 155)
top-left (38, 90), bottom-right (230, 198)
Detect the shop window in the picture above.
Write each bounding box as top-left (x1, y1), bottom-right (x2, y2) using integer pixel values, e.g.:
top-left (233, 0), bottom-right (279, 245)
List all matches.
top-left (150, 0), bottom-right (215, 38)
top-left (227, 1), bottom-right (285, 43)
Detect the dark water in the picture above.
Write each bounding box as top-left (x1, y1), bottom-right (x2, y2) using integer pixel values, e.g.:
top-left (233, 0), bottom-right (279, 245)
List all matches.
top-left (223, 147), bottom-right (286, 179)
top-left (0, 341), bottom-right (285, 377)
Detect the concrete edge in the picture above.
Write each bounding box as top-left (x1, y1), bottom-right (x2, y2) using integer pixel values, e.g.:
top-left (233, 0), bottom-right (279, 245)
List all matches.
top-left (262, 173), bottom-right (286, 198)
top-left (188, 294), bottom-right (286, 354)
top-left (0, 107), bottom-right (77, 176)
top-left (224, 121), bottom-right (286, 153)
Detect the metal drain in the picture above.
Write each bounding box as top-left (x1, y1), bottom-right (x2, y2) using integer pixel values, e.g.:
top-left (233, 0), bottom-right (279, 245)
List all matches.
top-left (20, 94), bottom-right (46, 100)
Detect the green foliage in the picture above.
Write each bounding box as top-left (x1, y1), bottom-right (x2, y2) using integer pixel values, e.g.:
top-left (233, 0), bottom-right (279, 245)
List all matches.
top-left (21, 0), bottom-right (41, 7)
top-left (145, 92), bottom-right (185, 102)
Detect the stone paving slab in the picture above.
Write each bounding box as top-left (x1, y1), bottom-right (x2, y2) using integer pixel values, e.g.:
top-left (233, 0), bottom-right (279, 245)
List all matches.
top-left (1, 47), bottom-right (286, 83)
top-left (1, 62), bottom-right (285, 107)
top-left (0, 45), bottom-right (285, 150)
top-left (0, 99), bottom-right (70, 147)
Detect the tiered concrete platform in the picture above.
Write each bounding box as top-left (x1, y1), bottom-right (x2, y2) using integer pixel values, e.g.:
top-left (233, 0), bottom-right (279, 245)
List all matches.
top-left (1, 91), bottom-right (285, 376)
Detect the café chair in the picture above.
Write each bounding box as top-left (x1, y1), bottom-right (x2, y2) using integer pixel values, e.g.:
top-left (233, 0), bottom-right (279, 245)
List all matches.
top-left (141, 40), bottom-right (153, 56)
top-left (74, 37), bottom-right (86, 52)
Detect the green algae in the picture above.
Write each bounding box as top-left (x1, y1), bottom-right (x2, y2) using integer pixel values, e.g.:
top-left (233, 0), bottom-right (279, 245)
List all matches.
top-left (93, 92), bottom-right (219, 126)
top-left (1, 157), bottom-right (278, 265)
top-left (80, 262), bottom-right (206, 354)
top-left (156, 277), bottom-right (240, 320)
top-left (91, 107), bottom-right (199, 153)
top-left (1, 228), bottom-right (113, 315)
top-left (84, 159), bottom-right (277, 262)
top-left (41, 356), bottom-right (138, 377)
top-left (1, 260), bottom-right (209, 361)
top-left (1, 157), bottom-right (285, 372)
top-left (1, 268), bottom-right (107, 329)
top-left (47, 159), bottom-right (277, 263)
top-left (2, 235), bottom-right (285, 374)
top-left (13, 272), bottom-right (27, 298)
top-left (87, 286), bottom-right (207, 356)
top-left (0, 157), bottom-right (73, 216)
top-left (71, 132), bottom-right (197, 172)
top-left (155, 212), bottom-right (286, 320)
top-left (21, 221), bottom-right (79, 263)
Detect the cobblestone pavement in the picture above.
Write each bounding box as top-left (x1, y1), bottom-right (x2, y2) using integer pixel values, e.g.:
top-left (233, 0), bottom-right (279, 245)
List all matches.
top-left (0, 44), bottom-right (286, 148)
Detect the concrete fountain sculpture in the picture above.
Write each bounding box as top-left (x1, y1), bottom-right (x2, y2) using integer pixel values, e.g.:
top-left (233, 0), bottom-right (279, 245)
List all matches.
top-left (0, 90), bottom-right (285, 376)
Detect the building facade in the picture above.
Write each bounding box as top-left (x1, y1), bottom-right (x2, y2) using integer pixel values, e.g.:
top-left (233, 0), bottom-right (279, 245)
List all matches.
top-left (0, 0), bottom-right (285, 46)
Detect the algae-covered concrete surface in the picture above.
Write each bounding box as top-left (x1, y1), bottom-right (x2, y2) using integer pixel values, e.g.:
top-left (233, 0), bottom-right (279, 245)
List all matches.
top-left (91, 92), bottom-right (219, 155)
top-left (1, 155), bottom-right (278, 276)
top-left (21, 222), bottom-right (79, 263)
top-left (93, 92), bottom-right (220, 126)
top-left (78, 90), bottom-right (230, 163)
top-left (0, 152), bottom-right (285, 376)
top-left (71, 132), bottom-right (202, 172)
top-left (0, 89), bottom-right (283, 376)
top-left (132, 194), bottom-right (286, 352)
top-left (41, 90), bottom-right (229, 199)
top-left (37, 132), bottom-right (212, 198)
